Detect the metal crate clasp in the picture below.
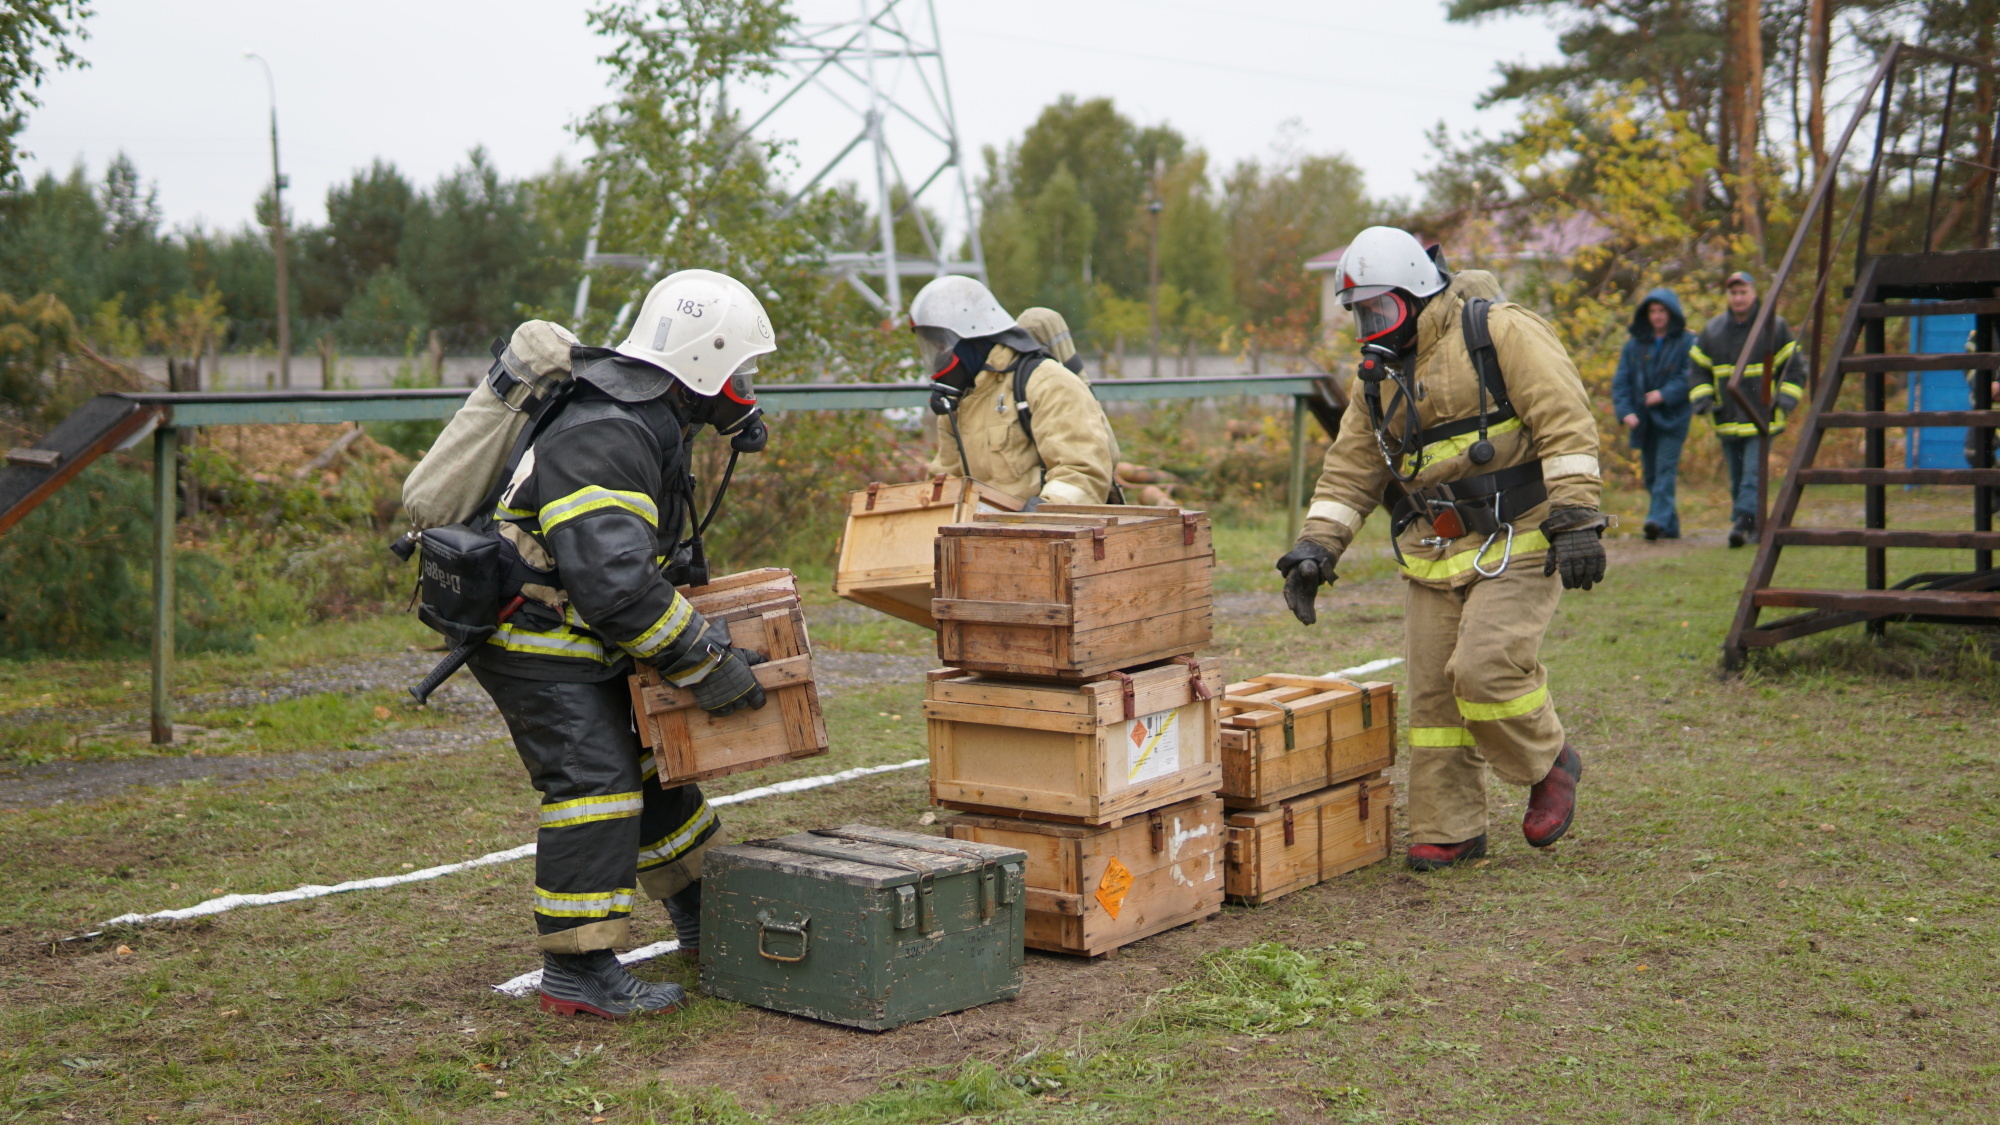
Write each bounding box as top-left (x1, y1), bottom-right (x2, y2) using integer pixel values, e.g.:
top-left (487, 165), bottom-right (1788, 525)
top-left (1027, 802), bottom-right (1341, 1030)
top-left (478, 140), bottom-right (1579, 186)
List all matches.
top-left (755, 909), bottom-right (811, 962)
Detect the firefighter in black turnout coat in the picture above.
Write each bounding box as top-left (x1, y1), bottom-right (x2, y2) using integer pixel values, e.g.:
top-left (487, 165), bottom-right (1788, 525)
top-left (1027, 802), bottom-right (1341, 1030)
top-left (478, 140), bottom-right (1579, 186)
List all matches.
top-left (470, 270), bottom-right (777, 1019)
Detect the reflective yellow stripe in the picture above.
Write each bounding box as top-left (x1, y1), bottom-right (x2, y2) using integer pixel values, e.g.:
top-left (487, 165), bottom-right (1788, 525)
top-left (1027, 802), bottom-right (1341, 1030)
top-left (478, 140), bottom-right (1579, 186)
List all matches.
top-left (1410, 726), bottom-right (1475, 748)
top-left (533, 886), bottom-right (636, 918)
top-left (1688, 345), bottom-right (1714, 369)
top-left (624, 594), bottom-right (694, 659)
top-left (1688, 382), bottom-right (1717, 400)
top-left (664, 647), bottom-right (723, 687)
top-left (541, 791), bottom-right (645, 829)
top-left (1405, 416), bottom-right (1522, 472)
top-left (484, 622), bottom-right (616, 663)
top-left (539, 485), bottom-right (659, 533)
top-left (1712, 420), bottom-right (1786, 437)
top-left (1778, 381), bottom-right (1806, 401)
top-left (1457, 684), bottom-right (1549, 722)
top-left (495, 503), bottom-right (534, 520)
top-left (1399, 529), bottom-right (1551, 581)
top-left (637, 802), bottom-right (717, 870)
top-left (1772, 339), bottom-right (1798, 368)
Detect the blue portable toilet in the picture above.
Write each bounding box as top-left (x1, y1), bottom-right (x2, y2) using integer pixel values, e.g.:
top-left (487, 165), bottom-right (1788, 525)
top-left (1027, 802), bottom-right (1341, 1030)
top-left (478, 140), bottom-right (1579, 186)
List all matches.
top-left (1907, 310), bottom-right (1976, 470)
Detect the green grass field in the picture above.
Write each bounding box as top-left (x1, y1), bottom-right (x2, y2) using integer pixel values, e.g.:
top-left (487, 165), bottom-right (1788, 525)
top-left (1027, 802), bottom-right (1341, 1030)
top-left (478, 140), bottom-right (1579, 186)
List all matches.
top-left (2, 516), bottom-right (1996, 1123)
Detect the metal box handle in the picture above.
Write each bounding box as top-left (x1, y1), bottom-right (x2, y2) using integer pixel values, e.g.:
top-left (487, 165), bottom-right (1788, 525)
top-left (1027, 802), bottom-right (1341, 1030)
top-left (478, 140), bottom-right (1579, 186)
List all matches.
top-left (999, 862), bottom-right (1023, 905)
top-left (894, 884), bottom-right (918, 929)
top-left (756, 910), bottom-right (811, 962)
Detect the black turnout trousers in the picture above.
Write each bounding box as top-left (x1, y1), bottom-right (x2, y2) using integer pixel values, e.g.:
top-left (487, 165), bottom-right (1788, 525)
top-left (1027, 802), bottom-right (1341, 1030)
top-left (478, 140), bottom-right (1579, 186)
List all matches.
top-left (471, 663), bottom-right (718, 954)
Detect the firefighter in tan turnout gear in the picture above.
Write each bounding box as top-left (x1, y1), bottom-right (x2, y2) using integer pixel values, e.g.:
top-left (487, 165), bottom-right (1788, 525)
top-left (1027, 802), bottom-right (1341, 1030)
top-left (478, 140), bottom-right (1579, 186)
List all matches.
top-left (913, 276), bottom-right (1117, 508)
top-left (1275, 226), bottom-right (1608, 871)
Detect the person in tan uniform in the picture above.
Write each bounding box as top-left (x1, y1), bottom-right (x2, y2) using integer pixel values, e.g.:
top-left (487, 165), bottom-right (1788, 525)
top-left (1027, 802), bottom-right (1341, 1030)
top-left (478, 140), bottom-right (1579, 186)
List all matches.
top-left (911, 276), bottom-right (1117, 508)
top-left (1274, 226), bottom-right (1609, 870)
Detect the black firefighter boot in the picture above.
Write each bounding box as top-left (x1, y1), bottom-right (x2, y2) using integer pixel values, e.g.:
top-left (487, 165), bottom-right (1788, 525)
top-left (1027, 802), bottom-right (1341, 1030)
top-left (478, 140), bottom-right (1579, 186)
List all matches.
top-left (665, 881), bottom-right (702, 961)
top-left (538, 949), bottom-right (688, 1020)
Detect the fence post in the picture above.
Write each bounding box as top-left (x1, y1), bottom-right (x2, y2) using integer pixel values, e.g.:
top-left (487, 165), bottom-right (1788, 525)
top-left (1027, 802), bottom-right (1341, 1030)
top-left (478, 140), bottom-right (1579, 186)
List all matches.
top-left (151, 425), bottom-right (178, 745)
top-left (1286, 395), bottom-right (1308, 544)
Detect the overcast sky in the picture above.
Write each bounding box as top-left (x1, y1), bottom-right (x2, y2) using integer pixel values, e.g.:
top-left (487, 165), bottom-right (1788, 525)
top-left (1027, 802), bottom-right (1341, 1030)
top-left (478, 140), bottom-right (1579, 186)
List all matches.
top-left (17, 0), bottom-right (1561, 238)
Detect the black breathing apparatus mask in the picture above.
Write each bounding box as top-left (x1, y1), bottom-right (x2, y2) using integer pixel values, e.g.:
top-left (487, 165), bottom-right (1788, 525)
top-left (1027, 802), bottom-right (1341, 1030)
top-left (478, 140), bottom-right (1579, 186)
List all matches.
top-left (674, 358), bottom-right (768, 453)
top-left (918, 327), bottom-right (991, 417)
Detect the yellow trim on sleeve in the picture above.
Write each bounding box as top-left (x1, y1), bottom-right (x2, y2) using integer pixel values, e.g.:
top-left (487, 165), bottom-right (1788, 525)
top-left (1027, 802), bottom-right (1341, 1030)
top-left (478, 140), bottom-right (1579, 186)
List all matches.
top-left (539, 485), bottom-right (659, 533)
top-left (1456, 685), bottom-right (1550, 722)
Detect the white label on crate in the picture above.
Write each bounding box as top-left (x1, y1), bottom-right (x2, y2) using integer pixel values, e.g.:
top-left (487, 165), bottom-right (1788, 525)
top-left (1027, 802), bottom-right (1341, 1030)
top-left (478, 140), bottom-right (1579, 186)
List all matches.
top-left (1126, 708), bottom-right (1182, 783)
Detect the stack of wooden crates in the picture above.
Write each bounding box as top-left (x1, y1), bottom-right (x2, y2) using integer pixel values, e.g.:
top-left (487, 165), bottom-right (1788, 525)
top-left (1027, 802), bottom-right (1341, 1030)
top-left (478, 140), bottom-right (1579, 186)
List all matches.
top-left (1217, 672), bottom-right (1398, 905)
top-left (928, 506), bottom-right (1228, 957)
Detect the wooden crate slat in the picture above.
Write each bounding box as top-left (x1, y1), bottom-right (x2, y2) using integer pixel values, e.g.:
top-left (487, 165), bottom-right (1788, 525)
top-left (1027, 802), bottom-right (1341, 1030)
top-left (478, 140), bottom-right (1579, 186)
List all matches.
top-left (833, 476), bottom-right (1024, 630)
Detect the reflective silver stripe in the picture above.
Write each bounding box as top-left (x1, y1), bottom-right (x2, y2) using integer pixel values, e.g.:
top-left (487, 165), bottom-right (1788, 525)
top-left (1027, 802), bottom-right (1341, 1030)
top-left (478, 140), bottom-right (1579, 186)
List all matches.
top-left (1543, 454), bottom-right (1600, 480)
top-left (484, 623), bottom-right (612, 663)
top-left (625, 595), bottom-right (694, 659)
top-left (637, 802), bottom-right (718, 870)
top-left (1040, 478), bottom-right (1092, 505)
top-left (665, 648), bottom-right (723, 687)
top-left (532, 886), bottom-right (637, 918)
top-left (1307, 500), bottom-right (1364, 531)
top-left (540, 791), bottom-right (644, 828)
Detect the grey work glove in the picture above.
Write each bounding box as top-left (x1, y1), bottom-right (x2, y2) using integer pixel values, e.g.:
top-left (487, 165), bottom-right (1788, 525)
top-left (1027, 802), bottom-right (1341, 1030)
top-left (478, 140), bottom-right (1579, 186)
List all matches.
top-left (1019, 495), bottom-right (1044, 513)
top-left (1540, 508), bottom-right (1609, 591)
top-left (1275, 541), bottom-right (1338, 626)
top-left (688, 645), bottom-right (768, 717)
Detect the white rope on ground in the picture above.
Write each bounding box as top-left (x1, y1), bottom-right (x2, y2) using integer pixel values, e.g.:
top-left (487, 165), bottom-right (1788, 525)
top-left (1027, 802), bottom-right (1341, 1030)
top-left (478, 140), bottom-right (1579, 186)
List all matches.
top-left (1331, 657), bottom-right (1403, 678)
top-left (92, 757), bottom-right (931, 934)
top-left (493, 938), bottom-right (682, 998)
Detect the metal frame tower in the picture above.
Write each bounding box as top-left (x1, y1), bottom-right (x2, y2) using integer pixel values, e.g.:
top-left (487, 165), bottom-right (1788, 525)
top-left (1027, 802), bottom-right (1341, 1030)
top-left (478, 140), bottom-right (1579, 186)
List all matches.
top-left (575, 0), bottom-right (984, 324)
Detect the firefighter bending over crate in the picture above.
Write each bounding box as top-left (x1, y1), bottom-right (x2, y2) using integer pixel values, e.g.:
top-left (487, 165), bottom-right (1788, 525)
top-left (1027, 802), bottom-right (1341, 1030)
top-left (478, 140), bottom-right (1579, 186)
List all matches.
top-left (912, 275), bottom-right (1119, 508)
top-left (1275, 226), bottom-right (1609, 871)
top-left (467, 272), bottom-right (776, 1017)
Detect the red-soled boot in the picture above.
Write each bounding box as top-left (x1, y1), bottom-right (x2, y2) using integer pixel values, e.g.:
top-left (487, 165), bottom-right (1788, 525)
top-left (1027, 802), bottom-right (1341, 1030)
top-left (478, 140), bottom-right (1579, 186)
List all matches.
top-left (1406, 835), bottom-right (1488, 872)
top-left (1523, 744), bottom-right (1583, 848)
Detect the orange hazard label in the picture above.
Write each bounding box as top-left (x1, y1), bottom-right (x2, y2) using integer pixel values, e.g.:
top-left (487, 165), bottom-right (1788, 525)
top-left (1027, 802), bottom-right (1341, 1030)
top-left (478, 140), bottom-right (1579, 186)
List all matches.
top-left (1094, 857), bottom-right (1134, 919)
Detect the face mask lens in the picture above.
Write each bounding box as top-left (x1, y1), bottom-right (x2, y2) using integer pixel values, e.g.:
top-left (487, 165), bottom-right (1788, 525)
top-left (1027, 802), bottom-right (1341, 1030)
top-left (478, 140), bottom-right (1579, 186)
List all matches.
top-left (1352, 293), bottom-right (1409, 343)
top-left (914, 326), bottom-right (959, 371)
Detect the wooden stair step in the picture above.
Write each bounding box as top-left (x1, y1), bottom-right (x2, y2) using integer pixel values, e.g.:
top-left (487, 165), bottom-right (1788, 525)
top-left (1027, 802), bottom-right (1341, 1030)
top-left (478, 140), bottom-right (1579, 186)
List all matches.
top-left (1858, 299), bottom-right (2000, 319)
top-left (1814, 410), bottom-right (2000, 428)
top-left (1751, 588), bottom-right (2000, 617)
top-left (1773, 528), bottom-right (2000, 549)
top-left (1795, 468), bottom-right (2000, 486)
top-left (1836, 353), bottom-right (2000, 373)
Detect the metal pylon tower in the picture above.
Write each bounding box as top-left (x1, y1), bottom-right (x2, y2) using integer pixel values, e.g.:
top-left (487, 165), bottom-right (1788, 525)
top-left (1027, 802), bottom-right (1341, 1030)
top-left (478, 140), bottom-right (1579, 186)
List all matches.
top-left (758, 0), bottom-right (984, 315)
top-left (574, 0), bottom-right (984, 325)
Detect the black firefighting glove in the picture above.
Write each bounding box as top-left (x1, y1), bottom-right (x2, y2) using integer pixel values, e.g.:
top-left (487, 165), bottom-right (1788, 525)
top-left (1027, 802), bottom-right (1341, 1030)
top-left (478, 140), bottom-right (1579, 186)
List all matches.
top-left (1775, 392), bottom-right (1799, 415)
top-left (1539, 507), bottom-right (1611, 591)
top-left (659, 620), bottom-right (768, 717)
top-left (689, 645), bottom-right (767, 716)
top-left (1275, 540), bottom-right (1338, 626)
top-left (1020, 495), bottom-right (1043, 513)
top-left (1692, 396), bottom-right (1717, 415)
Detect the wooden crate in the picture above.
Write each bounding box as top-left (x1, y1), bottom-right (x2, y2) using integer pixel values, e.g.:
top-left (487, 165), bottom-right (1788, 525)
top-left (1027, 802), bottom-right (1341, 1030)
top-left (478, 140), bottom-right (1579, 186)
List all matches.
top-left (933, 505), bottom-right (1213, 680)
top-left (944, 794), bottom-right (1224, 957)
top-left (926, 656), bottom-right (1223, 825)
top-left (1219, 673), bottom-right (1397, 810)
top-left (1225, 774), bottom-right (1393, 906)
top-left (833, 476), bottom-right (1024, 629)
top-left (628, 568), bottom-right (829, 786)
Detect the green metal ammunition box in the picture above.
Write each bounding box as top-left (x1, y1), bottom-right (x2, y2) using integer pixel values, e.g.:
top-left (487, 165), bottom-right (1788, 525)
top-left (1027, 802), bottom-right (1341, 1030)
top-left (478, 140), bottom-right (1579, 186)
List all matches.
top-left (700, 824), bottom-right (1028, 1031)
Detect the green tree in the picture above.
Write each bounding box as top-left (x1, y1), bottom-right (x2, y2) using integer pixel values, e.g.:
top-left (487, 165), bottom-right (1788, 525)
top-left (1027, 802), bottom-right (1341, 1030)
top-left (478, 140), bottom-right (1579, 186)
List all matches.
top-left (0, 0), bottom-right (91, 187)
top-left (400, 148), bottom-right (561, 340)
top-left (299, 160), bottom-right (417, 320)
top-left (1224, 152), bottom-right (1374, 354)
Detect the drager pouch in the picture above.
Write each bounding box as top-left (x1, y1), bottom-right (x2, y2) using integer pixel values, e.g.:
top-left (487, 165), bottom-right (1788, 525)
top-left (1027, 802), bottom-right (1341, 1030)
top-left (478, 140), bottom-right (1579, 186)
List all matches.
top-left (414, 523), bottom-right (505, 646)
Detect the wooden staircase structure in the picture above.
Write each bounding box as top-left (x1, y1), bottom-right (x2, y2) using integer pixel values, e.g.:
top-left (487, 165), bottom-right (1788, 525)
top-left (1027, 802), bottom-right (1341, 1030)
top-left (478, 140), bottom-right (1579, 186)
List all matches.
top-left (1724, 44), bottom-right (2000, 667)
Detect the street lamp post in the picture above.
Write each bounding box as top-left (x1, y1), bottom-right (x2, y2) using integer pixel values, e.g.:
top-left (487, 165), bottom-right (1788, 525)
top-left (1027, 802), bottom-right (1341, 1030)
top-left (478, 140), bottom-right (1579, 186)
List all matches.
top-left (1146, 197), bottom-right (1163, 378)
top-left (245, 52), bottom-right (290, 387)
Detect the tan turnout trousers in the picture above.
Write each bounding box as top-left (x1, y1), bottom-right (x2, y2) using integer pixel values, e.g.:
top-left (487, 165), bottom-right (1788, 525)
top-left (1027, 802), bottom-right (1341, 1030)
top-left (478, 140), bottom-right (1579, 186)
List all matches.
top-left (1403, 564), bottom-right (1567, 844)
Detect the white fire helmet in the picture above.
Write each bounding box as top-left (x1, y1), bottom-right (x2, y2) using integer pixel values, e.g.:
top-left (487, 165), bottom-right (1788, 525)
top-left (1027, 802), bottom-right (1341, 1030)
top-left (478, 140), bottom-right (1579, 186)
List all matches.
top-left (1335, 226), bottom-right (1449, 346)
top-left (908, 275), bottom-right (1016, 370)
top-left (615, 269), bottom-right (777, 397)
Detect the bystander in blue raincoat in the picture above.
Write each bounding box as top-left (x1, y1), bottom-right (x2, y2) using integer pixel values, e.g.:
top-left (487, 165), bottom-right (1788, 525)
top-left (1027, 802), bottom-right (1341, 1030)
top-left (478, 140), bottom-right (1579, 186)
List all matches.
top-left (1610, 288), bottom-right (1693, 539)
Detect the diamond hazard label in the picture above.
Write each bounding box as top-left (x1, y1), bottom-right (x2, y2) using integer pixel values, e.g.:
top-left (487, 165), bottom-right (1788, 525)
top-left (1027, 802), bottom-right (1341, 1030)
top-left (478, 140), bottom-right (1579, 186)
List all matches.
top-left (1094, 857), bottom-right (1134, 919)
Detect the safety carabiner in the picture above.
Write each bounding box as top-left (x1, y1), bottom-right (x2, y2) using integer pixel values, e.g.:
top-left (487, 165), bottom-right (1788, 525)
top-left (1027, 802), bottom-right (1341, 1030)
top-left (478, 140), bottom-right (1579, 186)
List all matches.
top-left (1471, 520), bottom-right (1515, 579)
